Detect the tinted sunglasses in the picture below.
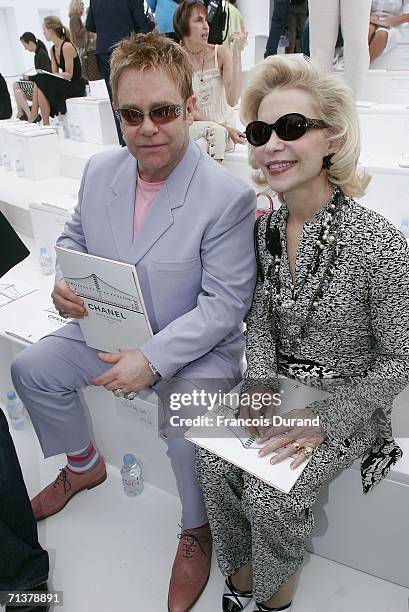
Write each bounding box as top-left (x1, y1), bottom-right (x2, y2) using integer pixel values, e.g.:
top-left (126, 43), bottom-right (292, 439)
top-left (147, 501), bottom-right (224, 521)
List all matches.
top-left (115, 104), bottom-right (184, 126)
top-left (245, 113), bottom-right (329, 146)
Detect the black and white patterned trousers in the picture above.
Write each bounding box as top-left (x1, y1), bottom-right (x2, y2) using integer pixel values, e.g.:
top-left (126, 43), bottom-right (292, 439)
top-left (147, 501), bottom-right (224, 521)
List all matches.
top-left (195, 422), bottom-right (377, 603)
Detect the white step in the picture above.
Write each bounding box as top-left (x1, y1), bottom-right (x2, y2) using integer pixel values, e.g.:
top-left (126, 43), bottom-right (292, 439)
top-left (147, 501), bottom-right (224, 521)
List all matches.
top-left (371, 43), bottom-right (409, 70)
top-left (309, 437), bottom-right (409, 588)
top-left (0, 166), bottom-right (79, 234)
top-left (59, 138), bottom-right (119, 179)
top-left (357, 102), bottom-right (409, 158)
top-left (360, 69), bottom-right (409, 104)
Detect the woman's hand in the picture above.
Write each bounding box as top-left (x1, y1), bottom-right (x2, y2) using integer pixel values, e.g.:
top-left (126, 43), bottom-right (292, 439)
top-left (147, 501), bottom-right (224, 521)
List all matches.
top-left (226, 126), bottom-right (247, 145)
top-left (370, 14), bottom-right (380, 25)
top-left (60, 71), bottom-right (72, 81)
top-left (230, 31), bottom-right (248, 54)
top-left (238, 385), bottom-right (281, 438)
top-left (256, 407), bottom-right (326, 470)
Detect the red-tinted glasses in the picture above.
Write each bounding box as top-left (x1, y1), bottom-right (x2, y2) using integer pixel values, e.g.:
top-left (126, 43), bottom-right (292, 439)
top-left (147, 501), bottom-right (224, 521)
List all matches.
top-left (246, 113), bottom-right (329, 146)
top-left (115, 104), bottom-right (184, 126)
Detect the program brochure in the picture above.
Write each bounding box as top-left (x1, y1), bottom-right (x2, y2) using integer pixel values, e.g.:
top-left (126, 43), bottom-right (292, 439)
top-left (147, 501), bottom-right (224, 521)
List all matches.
top-left (185, 378), bottom-right (328, 493)
top-left (56, 247), bottom-right (152, 352)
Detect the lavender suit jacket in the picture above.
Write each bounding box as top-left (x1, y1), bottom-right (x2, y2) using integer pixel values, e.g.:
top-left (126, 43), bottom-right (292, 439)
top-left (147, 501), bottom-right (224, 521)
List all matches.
top-left (54, 139), bottom-right (257, 379)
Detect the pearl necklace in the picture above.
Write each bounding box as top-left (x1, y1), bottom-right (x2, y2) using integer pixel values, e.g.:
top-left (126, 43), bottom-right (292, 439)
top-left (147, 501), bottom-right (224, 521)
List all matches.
top-left (262, 187), bottom-right (346, 352)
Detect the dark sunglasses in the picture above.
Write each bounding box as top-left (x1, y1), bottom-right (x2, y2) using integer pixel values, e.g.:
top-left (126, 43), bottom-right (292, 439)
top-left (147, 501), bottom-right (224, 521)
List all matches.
top-left (115, 104), bottom-right (184, 126)
top-left (245, 113), bottom-right (329, 147)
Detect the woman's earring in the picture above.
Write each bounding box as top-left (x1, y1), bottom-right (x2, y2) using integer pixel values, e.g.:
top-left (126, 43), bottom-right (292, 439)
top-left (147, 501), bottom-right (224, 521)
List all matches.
top-left (322, 154), bottom-right (333, 170)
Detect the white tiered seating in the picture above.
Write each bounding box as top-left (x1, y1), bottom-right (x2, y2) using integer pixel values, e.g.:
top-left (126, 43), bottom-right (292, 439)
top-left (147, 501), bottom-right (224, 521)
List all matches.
top-left (357, 102), bottom-right (409, 158)
top-left (0, 121), bottom-right (61, 179)
top-left (361, 69), bottom-right (409, 104)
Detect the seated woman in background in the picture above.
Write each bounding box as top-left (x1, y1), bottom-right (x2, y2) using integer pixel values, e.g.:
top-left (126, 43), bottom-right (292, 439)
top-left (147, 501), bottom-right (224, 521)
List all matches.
top-left (69, 0), bottom-right (87, 61)
top-left (29, 16), bottom-right (85, 125)
top-left (196, 55), bottom-right (409, 612)
top-left (0, 73), bottom-right (12, 120)
top-left (369, 0), bottom-right (409, 62)
top-left (13, 32), bottom-right (51, 121)
top-left (173, 0), bottom-right (247, 162)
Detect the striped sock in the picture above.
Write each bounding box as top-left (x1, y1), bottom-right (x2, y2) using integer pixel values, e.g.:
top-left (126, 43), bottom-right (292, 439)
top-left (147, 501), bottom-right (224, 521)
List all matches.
top-left (66, 442), bottom-right (100, 474)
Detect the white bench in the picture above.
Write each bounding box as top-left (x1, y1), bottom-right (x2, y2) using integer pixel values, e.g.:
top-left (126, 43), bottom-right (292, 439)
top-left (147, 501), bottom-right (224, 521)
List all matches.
top-left (357, 102), bottom-right (409, 158)
top-left (0, 121), bottom-right (61, 180)
top-left (65, 97), bottom-right (118, 145)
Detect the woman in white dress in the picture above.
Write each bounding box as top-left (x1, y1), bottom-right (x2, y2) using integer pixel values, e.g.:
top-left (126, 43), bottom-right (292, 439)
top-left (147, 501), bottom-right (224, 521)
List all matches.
top-left (368, 0), bottom-right (409, 62)
top-left (173, 0), bottom-right (247, 162)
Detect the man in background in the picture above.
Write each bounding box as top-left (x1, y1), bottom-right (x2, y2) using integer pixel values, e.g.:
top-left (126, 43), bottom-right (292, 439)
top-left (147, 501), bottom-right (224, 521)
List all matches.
top-left (86, 0), bottom-right (154, 145)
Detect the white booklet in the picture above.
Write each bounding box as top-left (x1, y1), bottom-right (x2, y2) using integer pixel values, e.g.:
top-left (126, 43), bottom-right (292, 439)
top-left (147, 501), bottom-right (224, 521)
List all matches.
top-left (27, 68), bottom-right (65, 79)
top-left (5, 303), bottom-right (70, 344)
top-left (185, 378), bottom-right (328, 494)
top-left (56, 247), bottom-right (152, 352)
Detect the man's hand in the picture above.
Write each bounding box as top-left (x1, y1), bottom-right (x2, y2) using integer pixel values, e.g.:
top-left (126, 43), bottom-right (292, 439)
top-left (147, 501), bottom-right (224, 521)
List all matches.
top-left (52, 279), bottom-right (87, 318)
top-left (91, 349), bottom-right (159, 394)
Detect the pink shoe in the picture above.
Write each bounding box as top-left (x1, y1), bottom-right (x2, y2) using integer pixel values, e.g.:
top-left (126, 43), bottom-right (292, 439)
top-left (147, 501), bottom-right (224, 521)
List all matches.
top-left (31, 459), bottom-right (107, 520)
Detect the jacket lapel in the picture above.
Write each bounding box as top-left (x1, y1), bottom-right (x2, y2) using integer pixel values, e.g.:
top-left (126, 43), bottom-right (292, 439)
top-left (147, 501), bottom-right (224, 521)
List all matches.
top-left (106, 151), bottom-right (137, 261)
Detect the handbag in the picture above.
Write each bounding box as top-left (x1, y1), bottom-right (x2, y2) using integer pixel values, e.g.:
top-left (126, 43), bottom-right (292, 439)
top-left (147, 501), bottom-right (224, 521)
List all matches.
top-left (82, 33), bottom-right (103, 81)
top-left (256, 192), bottom-right (276, 218)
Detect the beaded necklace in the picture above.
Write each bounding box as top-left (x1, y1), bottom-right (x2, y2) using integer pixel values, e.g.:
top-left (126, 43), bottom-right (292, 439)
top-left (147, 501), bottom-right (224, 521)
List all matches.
top-left (261, 187), bottom-right (346, 354)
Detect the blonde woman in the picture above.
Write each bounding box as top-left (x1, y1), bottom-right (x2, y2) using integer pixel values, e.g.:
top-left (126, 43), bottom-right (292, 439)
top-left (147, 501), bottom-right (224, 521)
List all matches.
top-left (196, 55), bottom-right (409, 611)
top-left (173, 0), bottom-right (247, 162)
top-left (68, 0), bottom-right (87, 59)
top-left (28, 16), bottom-right (85, 125)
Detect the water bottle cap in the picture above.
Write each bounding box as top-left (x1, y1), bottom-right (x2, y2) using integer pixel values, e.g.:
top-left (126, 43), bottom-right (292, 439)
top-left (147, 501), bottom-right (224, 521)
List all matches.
top-left (123, 453), bottom-right (137, 466)
top-left (6, 390), bottom-right (17, 400)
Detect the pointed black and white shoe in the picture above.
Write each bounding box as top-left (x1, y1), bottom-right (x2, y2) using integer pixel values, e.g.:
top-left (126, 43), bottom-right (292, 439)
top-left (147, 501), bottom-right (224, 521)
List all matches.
top-left (222, 575), bottom-right (253, 611)
top-left (254, 601), bottom-right (292, 611)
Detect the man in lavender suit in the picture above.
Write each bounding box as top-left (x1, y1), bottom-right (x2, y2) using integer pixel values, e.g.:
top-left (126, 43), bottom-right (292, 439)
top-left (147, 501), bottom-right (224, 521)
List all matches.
top-left (11, 32), bottom-right (256, 612)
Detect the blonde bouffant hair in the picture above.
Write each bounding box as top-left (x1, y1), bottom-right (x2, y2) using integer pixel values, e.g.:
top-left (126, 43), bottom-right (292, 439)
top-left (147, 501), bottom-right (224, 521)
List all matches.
top-left (241, 54), bottom-right (370, 199)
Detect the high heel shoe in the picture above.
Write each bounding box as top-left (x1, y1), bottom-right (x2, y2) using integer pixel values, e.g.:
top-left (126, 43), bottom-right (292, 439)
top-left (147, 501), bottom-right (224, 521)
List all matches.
top-left (222, 575), bottom-right (253, 611)
top-left (253, 600), bottom-right (292, 611)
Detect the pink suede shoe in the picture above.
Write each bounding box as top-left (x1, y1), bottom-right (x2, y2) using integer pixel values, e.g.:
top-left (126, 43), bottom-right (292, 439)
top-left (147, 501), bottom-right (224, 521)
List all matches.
top-left (31, 459), bottom-right (107, 520)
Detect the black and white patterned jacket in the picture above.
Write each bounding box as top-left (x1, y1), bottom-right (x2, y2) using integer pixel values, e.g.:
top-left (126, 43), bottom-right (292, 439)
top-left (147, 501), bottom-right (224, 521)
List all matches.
top-left (244, 188), bottom-right (409, 492)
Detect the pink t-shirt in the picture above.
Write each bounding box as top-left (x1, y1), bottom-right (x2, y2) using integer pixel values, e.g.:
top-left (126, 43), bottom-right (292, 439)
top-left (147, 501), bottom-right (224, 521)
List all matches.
top-left (133, 175), bottom-right (165, 235)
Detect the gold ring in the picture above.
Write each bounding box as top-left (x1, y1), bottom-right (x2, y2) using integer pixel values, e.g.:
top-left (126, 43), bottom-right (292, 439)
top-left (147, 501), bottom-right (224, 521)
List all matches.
top-left (298, 445), bottom-right (314, 458)
top-left (292, 442), bottom-right (300, 451)
top-left (113, 388), bottom-right (124, 398)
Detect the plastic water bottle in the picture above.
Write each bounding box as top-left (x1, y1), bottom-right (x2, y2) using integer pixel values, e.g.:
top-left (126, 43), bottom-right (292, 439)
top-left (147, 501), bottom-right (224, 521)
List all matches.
top-left (16, 159), bottom-right (25, 177)
top-left (39, 247), bottom-right (54, 275)
top-left (120, 453), bottom-right (143, 496)
top-left (2, 153), bottom-right (11, 171)
top-left (399, 219), bottom-right (409, 242)
top-left (5, 390), bottom-right (26, 430)
top-left (74, 124), bottom-right (82, 142)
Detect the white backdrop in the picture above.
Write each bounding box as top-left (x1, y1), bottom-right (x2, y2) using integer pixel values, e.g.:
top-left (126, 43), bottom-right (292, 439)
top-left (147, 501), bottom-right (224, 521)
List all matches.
top-left (0, 0), bottom-right (72, 78)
